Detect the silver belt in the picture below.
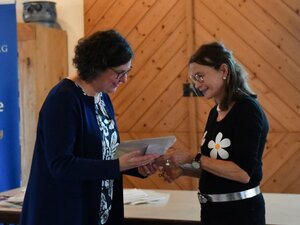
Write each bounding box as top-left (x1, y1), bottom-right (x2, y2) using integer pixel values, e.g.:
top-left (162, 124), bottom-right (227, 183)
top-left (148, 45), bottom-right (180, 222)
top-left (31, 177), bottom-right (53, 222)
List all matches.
top-left (198, 186), bottom-right (260, 203)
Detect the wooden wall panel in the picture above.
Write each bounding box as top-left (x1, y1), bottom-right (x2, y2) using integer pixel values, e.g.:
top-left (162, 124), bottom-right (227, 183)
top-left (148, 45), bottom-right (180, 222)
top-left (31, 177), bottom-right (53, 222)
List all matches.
top-left (255, 0), bottom-right (300, 39)
top-left (281, 0), bottom-right (300, 15)
top-left (18, 24), bottom-right (68, 185)
top-left (194, 0), bottom-right (300, 193)
top-left (229, 0), bottom-right (300, 67)
top-left (112, 0), bottom-right (184, 112)
top-left (85, 0), bottom-right (300, 193)
top-left (230, 0), bottom-right (300, 91)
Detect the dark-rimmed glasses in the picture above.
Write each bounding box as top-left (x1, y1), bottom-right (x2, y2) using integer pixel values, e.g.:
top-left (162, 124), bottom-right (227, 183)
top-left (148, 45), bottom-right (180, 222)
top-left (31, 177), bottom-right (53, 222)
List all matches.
top-left (110, 66), bottom-right (132, 80)
top-left (189, 72), bottom-right (205, 83)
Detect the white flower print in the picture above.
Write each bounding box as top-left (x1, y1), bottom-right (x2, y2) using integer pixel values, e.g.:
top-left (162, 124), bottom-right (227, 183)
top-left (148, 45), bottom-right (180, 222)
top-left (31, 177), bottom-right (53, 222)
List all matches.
top-left (208, 132), bottom-right (230, 159)
top-left (99, 98), bottom-right (109, 118)
top-left (99, 192), bottom-right (109, 224)
top-left (110, 131), bottom-right (118, 155)
top-left (201, 131), bottom-right (207, 146)
top-left (95, 93), bottom-right (118, 224)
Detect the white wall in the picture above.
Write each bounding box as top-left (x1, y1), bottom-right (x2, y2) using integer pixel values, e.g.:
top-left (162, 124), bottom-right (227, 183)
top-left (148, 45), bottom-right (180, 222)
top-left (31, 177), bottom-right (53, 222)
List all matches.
top-left (15, 0), bottom-right (84, 75)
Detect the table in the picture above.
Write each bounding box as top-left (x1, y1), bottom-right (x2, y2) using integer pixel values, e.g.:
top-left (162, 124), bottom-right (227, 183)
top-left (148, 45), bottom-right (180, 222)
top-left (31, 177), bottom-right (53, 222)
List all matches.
top-left (1, 188), bottom-right (300, 225)
top-left (125, 190), bottom-right (300, 225)
top-left (0, 188), bottom-right (23, 225)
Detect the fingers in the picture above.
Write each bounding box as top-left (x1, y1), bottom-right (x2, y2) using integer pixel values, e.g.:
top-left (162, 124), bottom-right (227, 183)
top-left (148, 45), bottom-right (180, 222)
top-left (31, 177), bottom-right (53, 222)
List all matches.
top-left (157, 158), bottom-right (183, 182)
top-left (119, 151), bottom-right (160, 172)
top-left (128, 150), bottom-right (159, 164)
top-left (138, 163), bottom-right (158, 177)
top-left (126, 150), bottom-right (144, 159)
top-left (139, 154), bottom-right (160, 166)
top-left (137, 166), bottom-right (149, 176)
top-left (158, 168), bottom-right (173, 183)
top-left (155, 155), bottom-right (171, 167)
top-left (165, 149), bottom-right (193, 165)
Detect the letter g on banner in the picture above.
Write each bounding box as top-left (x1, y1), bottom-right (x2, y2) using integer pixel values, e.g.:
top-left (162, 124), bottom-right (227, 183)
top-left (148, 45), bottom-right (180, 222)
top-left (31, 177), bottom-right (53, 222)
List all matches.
top-left (0, 2), bottom-right (21, 192)
top-left (0, 44), bottom-right (8, 53)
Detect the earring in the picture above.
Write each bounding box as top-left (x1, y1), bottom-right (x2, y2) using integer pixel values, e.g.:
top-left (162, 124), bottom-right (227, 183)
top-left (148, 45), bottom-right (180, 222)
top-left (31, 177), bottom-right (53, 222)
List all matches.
top-left (223, 76), bottom-right (227, 80)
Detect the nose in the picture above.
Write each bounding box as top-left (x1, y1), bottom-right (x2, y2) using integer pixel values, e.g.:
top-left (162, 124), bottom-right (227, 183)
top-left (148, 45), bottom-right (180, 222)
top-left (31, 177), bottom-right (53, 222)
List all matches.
top-left (194, 81), bottom-right (202, 89)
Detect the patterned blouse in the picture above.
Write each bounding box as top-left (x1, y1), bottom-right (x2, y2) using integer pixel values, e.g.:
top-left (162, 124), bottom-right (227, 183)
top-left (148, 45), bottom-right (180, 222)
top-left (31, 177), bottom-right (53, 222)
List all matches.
top-left (95, 93), bottom-right (119, 224)
top-left (75, 83), bottom-right (119, 225)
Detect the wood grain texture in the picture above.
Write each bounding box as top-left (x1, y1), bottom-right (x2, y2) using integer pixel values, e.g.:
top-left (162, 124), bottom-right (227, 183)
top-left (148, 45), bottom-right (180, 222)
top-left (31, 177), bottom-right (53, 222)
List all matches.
top-left (84, 0), bottom-right (300, 193)
top-left (18, 23), bottom-right (68, 185)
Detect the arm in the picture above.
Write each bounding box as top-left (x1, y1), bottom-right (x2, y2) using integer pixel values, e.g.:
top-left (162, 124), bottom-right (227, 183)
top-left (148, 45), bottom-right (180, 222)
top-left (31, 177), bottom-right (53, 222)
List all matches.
top-left (42, 88), bottom-right (159, 181)
top-left (159, 152), bottom-right (247, 182)
top-left (180, 164), bottom-right (202, 178)
top-left (200, 156), bottom-right (250, 183)
top-left (156, 147), bottom-right (247, 182)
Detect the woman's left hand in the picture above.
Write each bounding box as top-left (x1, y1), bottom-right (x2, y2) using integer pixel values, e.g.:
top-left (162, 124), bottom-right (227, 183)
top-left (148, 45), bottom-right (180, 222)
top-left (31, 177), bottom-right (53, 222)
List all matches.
top-left (138, 162), bottom-right (158, 177)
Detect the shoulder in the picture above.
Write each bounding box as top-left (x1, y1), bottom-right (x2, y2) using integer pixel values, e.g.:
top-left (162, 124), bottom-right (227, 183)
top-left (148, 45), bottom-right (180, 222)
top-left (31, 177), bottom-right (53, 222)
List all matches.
top-left (48, 79), bottom-right (86, 102)
top-left (42, 79), bottom-right (83, 112)
top-left (235, 96), bottom-right (268, 125)
top-left (235, 96), bottom-right (262, 113)
top-left (48, 79), bottom-right (78, 98)
top-left (101, 92), bottom-right (112, 103)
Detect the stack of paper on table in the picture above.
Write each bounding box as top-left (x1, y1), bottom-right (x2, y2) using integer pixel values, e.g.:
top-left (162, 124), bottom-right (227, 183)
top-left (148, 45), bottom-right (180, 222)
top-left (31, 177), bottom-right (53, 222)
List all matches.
top-left (124, 189), bottom-right (170, 205)
top-left (0, 187), bottom-right (26, 209)
top-left (116, 136), bottom-right (176, 157)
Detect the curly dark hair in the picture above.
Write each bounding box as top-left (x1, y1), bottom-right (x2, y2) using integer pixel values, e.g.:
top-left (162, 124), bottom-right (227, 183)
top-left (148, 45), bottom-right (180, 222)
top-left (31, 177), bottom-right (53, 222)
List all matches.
top-left (73, 29), bottom-right (133, 82)
top-left (189, 42), bottom-right (256, 111)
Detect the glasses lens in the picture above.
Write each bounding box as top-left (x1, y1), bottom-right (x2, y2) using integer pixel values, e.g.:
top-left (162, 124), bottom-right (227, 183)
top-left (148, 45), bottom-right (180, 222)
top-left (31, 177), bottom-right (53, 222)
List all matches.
top-left (190, 73), bottom-right (203, 82)
top-left (117, 68), bottom-right (131, 79)
top-left (116, 71), bottom-right (125, 79)
top-left (111, 67), bottom-right (132, 80)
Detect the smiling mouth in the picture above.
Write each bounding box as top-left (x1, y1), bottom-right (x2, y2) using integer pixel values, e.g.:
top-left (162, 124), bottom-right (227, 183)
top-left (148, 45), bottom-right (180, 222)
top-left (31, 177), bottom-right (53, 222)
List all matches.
top-left (199, 87), bottom-right (207, 94)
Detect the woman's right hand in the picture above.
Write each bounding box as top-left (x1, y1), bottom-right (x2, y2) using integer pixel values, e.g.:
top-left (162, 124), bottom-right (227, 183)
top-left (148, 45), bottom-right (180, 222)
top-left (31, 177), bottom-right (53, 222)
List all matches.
top-left (155, 148), bottom-right (194, 182)
top-left (118, 150), bottom-right (160, 172)
top-left (165, 148), bottom-right (193, 165)
top-left (157, 157), bottom-right (183, 182)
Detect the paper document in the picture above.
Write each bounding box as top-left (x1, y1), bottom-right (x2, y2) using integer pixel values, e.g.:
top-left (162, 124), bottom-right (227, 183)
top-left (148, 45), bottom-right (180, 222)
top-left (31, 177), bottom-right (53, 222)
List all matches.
top-left (116, 136), bottom-right (176, 157)
top-left (124, 188), bottom-right (170, 205)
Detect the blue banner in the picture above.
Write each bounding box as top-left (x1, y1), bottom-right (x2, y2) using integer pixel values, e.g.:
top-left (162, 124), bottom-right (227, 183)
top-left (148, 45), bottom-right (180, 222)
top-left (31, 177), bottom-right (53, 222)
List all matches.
top-left (0, 2), bottom-right (20, 192)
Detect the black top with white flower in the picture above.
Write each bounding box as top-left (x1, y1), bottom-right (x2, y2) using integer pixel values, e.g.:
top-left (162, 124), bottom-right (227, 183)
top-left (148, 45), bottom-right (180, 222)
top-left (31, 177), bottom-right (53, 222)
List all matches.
top-left (199, 96), bottom-right (269, 194)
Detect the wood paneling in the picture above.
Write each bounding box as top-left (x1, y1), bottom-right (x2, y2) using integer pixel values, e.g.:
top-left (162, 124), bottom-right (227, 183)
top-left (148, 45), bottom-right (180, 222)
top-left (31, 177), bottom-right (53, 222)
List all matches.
top-left (84, 0), bottom-right (300, 193)
top-left (18, 23), bottom-right (68, 185)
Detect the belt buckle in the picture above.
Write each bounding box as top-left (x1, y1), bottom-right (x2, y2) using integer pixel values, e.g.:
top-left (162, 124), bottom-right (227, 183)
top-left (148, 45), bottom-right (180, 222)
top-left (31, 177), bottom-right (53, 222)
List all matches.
top-left (197, 192), bottom-right (208, 203)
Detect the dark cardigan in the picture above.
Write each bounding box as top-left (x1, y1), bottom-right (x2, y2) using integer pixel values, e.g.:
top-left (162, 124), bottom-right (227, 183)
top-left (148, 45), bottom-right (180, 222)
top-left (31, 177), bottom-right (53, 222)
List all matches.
top-left (20, 79), bottom-right (141, 225)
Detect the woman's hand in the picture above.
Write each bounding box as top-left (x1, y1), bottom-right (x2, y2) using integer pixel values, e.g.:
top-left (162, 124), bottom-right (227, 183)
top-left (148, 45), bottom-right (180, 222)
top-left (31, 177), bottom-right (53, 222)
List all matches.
top-left (156, 156), bottom-right (183, 182)
top-left (161, 163), bottom-right (183, 183)
top-left (138, 162), bottom-right (158, 177)
top-left (165, 148), bottom-right (194, 165)
top-left (159, 148), bottom-right (194, 165)
top-left (118, 150), bottom-right (160, 172)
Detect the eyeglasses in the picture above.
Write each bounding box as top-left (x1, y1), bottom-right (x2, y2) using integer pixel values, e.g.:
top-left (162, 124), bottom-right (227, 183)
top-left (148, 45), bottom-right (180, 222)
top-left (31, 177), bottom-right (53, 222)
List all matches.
top-left (189, 72), bottom-right (205, 82)
top-left (110, 66), bottom-right (132, 80)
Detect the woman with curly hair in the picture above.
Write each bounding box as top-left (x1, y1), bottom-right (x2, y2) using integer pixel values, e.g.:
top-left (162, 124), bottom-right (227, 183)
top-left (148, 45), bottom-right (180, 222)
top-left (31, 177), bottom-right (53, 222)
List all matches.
top-left (20, 30), bottom-right (159, 225)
